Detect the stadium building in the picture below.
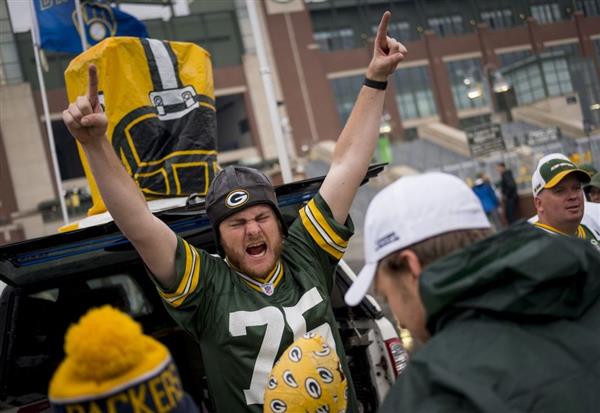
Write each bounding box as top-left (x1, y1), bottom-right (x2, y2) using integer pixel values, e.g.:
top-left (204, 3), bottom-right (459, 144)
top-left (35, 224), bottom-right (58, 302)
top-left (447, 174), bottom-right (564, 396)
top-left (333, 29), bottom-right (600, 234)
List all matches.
top-left (1, 0), bottom-right (599, 243)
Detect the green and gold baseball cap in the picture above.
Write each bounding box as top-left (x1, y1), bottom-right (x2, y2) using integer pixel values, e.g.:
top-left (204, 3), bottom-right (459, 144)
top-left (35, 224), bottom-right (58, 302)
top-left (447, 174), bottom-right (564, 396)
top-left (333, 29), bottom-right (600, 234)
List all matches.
top-left (532, 153), bottom-right (591, 196)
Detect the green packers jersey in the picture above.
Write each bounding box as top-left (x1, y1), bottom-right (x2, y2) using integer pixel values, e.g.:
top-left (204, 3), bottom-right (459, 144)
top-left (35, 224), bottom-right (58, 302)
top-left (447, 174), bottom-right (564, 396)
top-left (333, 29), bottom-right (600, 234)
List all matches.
top-left (153, 194), bottom-right (358, 412)
top-left (534, 222), bottom-right (600, 253)
top-left (581, 224), bottom-right (600, 253)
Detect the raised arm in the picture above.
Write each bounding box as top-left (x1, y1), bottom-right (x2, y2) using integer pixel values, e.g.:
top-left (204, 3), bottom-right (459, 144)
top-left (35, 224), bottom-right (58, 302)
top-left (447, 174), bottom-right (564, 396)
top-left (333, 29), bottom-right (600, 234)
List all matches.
top-left (319, 11), bottom-right (407, 223)
top-left (63, 65), bottom-right (177, 288)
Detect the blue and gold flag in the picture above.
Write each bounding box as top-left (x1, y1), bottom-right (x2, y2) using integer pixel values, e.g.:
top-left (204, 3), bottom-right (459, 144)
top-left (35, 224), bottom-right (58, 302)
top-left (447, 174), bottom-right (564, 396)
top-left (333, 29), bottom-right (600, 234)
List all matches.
top-left (33, 0), bottom-right (148, 53)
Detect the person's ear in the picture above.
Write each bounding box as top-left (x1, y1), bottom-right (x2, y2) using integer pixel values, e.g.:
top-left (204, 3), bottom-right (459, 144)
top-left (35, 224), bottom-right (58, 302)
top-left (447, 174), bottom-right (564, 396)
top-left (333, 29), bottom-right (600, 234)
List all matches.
top-left (396, 249), bottom-right (422, 282)
top-left (534, 194), bottom-right (543, 213)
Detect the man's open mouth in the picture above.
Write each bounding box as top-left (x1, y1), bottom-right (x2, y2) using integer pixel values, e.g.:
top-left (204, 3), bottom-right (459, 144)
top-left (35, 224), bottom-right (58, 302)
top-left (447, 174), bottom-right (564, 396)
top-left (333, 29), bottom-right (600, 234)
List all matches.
top-left (246, 242), bottom-right (267, 257)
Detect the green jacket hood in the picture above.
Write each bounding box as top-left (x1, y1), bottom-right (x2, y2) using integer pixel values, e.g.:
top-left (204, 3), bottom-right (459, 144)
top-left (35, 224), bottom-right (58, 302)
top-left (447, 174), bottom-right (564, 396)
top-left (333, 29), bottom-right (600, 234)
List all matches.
top-left (421, 222), bottom-right (600, 335)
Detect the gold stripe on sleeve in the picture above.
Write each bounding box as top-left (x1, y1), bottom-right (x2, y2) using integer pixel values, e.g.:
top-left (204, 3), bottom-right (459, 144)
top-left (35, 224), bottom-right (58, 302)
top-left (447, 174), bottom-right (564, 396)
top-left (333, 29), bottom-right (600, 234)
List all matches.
top-left (168, 248), bottom-right (200, 307)
top-left (159, 241), bottom-right (201, 307)
top-left (300, 207), bottom-right (344, 260)
top-left (306, 200), bottom-right (349, 249)
top-left (159, 241), bottom-right (194, 299)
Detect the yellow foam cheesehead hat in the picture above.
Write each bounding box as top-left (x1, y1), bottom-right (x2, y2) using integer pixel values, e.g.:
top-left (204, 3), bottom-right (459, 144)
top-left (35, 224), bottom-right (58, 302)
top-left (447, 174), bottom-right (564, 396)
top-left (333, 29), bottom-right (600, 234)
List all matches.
top-left (263, 333), bottom-right (347, 413)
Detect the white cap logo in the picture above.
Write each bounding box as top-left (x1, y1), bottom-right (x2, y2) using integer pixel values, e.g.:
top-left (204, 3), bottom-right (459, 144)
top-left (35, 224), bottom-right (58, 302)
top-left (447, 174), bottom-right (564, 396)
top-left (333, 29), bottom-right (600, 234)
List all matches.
top-left (225, 190), bottom-right (249, 208)
top-left (289, 346), bottom-right (302, 362)
top-left (305, 378), bottom-right (322, 399)
top-left (283, 370), bottom-right (299, 388)
top-left (317, 367), bottom-right (334, 383)
top-left (270, 400), bottom-right (287, 413)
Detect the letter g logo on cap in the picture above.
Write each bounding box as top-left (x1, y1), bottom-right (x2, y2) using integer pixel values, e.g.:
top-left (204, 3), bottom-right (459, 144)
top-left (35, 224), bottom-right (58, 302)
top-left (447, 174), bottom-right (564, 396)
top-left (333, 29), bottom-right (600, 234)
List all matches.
top-left (225, 190), bottom-right (249, 208)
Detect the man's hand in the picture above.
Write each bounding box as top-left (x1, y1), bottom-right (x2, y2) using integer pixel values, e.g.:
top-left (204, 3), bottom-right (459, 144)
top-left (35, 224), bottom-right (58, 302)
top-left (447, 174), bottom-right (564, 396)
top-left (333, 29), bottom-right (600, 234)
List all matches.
top-left (62, 64), bottom-right (108, 145)
top-left (367, 11), bottom-right (407, 81)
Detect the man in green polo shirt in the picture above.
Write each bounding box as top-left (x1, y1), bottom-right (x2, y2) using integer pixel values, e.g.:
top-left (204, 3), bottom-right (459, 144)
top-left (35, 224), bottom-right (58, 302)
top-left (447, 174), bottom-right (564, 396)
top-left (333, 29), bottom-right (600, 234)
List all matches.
top-left (531, 153), bottom-right (600, 252)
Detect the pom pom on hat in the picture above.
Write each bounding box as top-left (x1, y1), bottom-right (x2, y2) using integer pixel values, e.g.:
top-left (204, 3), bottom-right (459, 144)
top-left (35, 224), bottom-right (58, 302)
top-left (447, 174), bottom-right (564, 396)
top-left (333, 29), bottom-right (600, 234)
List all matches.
top-left (63, 305), bottom-right (145, 381)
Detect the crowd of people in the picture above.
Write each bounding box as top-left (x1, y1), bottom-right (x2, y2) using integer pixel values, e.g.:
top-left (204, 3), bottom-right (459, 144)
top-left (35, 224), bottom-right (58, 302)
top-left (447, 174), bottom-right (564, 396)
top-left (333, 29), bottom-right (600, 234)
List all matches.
top-left (52, 9), bottom-right (600, 413)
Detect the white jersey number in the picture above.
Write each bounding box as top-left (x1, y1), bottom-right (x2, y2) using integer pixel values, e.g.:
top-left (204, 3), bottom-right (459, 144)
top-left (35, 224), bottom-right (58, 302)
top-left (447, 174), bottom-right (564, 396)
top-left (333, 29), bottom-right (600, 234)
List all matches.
top-left (228, 287), bottom-right (335, 405)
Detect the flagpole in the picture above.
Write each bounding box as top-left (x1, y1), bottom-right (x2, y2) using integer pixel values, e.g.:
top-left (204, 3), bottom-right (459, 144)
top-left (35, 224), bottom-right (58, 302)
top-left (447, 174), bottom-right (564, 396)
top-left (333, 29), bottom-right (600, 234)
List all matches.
top-left (245, 0), bottom-right (293, 183)
top-left (74, 0), bottom-right (88, 51)
top-left (29, 1), bottom-right (69, 225)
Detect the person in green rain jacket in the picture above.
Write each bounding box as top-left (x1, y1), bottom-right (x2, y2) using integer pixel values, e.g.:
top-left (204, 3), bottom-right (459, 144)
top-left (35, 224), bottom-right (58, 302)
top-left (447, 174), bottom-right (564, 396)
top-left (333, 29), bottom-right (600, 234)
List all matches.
top-left (344, 172), bottom-right (600, 413)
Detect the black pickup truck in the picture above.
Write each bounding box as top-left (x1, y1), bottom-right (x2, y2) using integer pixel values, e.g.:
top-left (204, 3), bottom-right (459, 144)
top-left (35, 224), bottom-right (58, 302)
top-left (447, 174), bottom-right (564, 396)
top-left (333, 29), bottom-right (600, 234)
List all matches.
top-left (0, 165), bottom-right (406, 412)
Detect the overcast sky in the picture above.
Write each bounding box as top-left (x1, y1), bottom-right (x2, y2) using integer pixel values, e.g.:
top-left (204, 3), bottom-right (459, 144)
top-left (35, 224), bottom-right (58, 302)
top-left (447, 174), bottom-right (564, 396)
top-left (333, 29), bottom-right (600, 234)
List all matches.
top-left (7, 0), bottom-right (190, 33)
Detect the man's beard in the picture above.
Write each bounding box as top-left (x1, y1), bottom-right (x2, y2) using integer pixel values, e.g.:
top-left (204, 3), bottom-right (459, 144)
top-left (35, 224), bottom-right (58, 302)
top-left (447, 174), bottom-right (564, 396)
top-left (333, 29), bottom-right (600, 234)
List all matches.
top-left (223, 238), bottom-right (283, 279)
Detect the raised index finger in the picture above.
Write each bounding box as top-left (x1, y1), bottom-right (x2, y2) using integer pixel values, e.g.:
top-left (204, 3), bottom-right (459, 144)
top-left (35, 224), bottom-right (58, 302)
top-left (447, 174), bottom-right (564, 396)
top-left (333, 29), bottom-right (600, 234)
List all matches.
top-left (87, 64), bottom-right (99, 108)
top-left (375, 11), bottom-right (391, 52)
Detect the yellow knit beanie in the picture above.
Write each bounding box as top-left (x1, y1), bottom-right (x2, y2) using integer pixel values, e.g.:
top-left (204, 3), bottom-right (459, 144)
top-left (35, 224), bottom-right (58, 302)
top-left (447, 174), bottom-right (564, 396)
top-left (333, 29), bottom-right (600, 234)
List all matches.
top-left (49, 306), bottom-right (191, 413)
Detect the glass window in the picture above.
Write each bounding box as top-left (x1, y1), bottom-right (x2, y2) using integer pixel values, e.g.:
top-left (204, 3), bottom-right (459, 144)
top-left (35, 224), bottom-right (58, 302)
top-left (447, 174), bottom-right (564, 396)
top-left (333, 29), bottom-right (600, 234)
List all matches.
top-left (331, 75), bottom-right (363, 123)
top-left (371, 21), bottom-right (412, 42)
top-left (314, 28), bottom-right (356, 51)
top-left (530, 3), bottom-right (562, 24)
top-left (394, 65), bottom-right (437, 120)
top-left (428, 15), bottom-right (464, 37)
top-left (498, 50), bottom-right (532, 68)
top-left (86, 275), bottom-right (152, 316)
top-left (159, 11), bottom-right (243, 67)
top-left (548, 84), bottom-right (561, 95)
top-left (575, 0), bottom-right (600, 16)
top-left (446, 58), bottom-right (491, 110)
top-left (400, 94), bottom-right (418, 119)
top-left (416, 90), bottom-right (435, 117)
top-left (541, 47), bottom-right (576, 97)
top-left (3, 62), bottom-right (22, 84)
top-left (502, 52), bottom-right (575, 105)
top-left (309, 0), bottom-right (418, 46)
top-left (545, 43), bottom-right (581, 58)
top-left (0, 42), bottom-right (18, 63)
top-left (480, 9), bottom-right (514, 29)
top-left (567, 58), bottom-right (600, 127)
top-left (28, 273), bottom-right (152, 317)
top-left (545, 70), bottom-right (559, 83)
top-left (0, 0), bottom-right (23, 85)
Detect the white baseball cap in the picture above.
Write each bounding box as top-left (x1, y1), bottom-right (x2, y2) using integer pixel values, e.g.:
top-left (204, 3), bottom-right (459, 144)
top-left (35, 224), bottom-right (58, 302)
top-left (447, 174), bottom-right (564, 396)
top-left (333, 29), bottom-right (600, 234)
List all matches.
top-left (531, 153), bottom-right (590, 196)
top-left (344, 172), bottom-right (491, 307)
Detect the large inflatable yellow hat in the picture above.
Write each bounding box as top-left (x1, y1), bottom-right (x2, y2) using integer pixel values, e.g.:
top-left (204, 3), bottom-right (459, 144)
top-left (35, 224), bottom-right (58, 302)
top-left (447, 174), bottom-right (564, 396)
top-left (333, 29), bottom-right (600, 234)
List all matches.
top-left (49, 306), bottom-right (198, 413)
top-left (264, 333), bottom-right (347, 413)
